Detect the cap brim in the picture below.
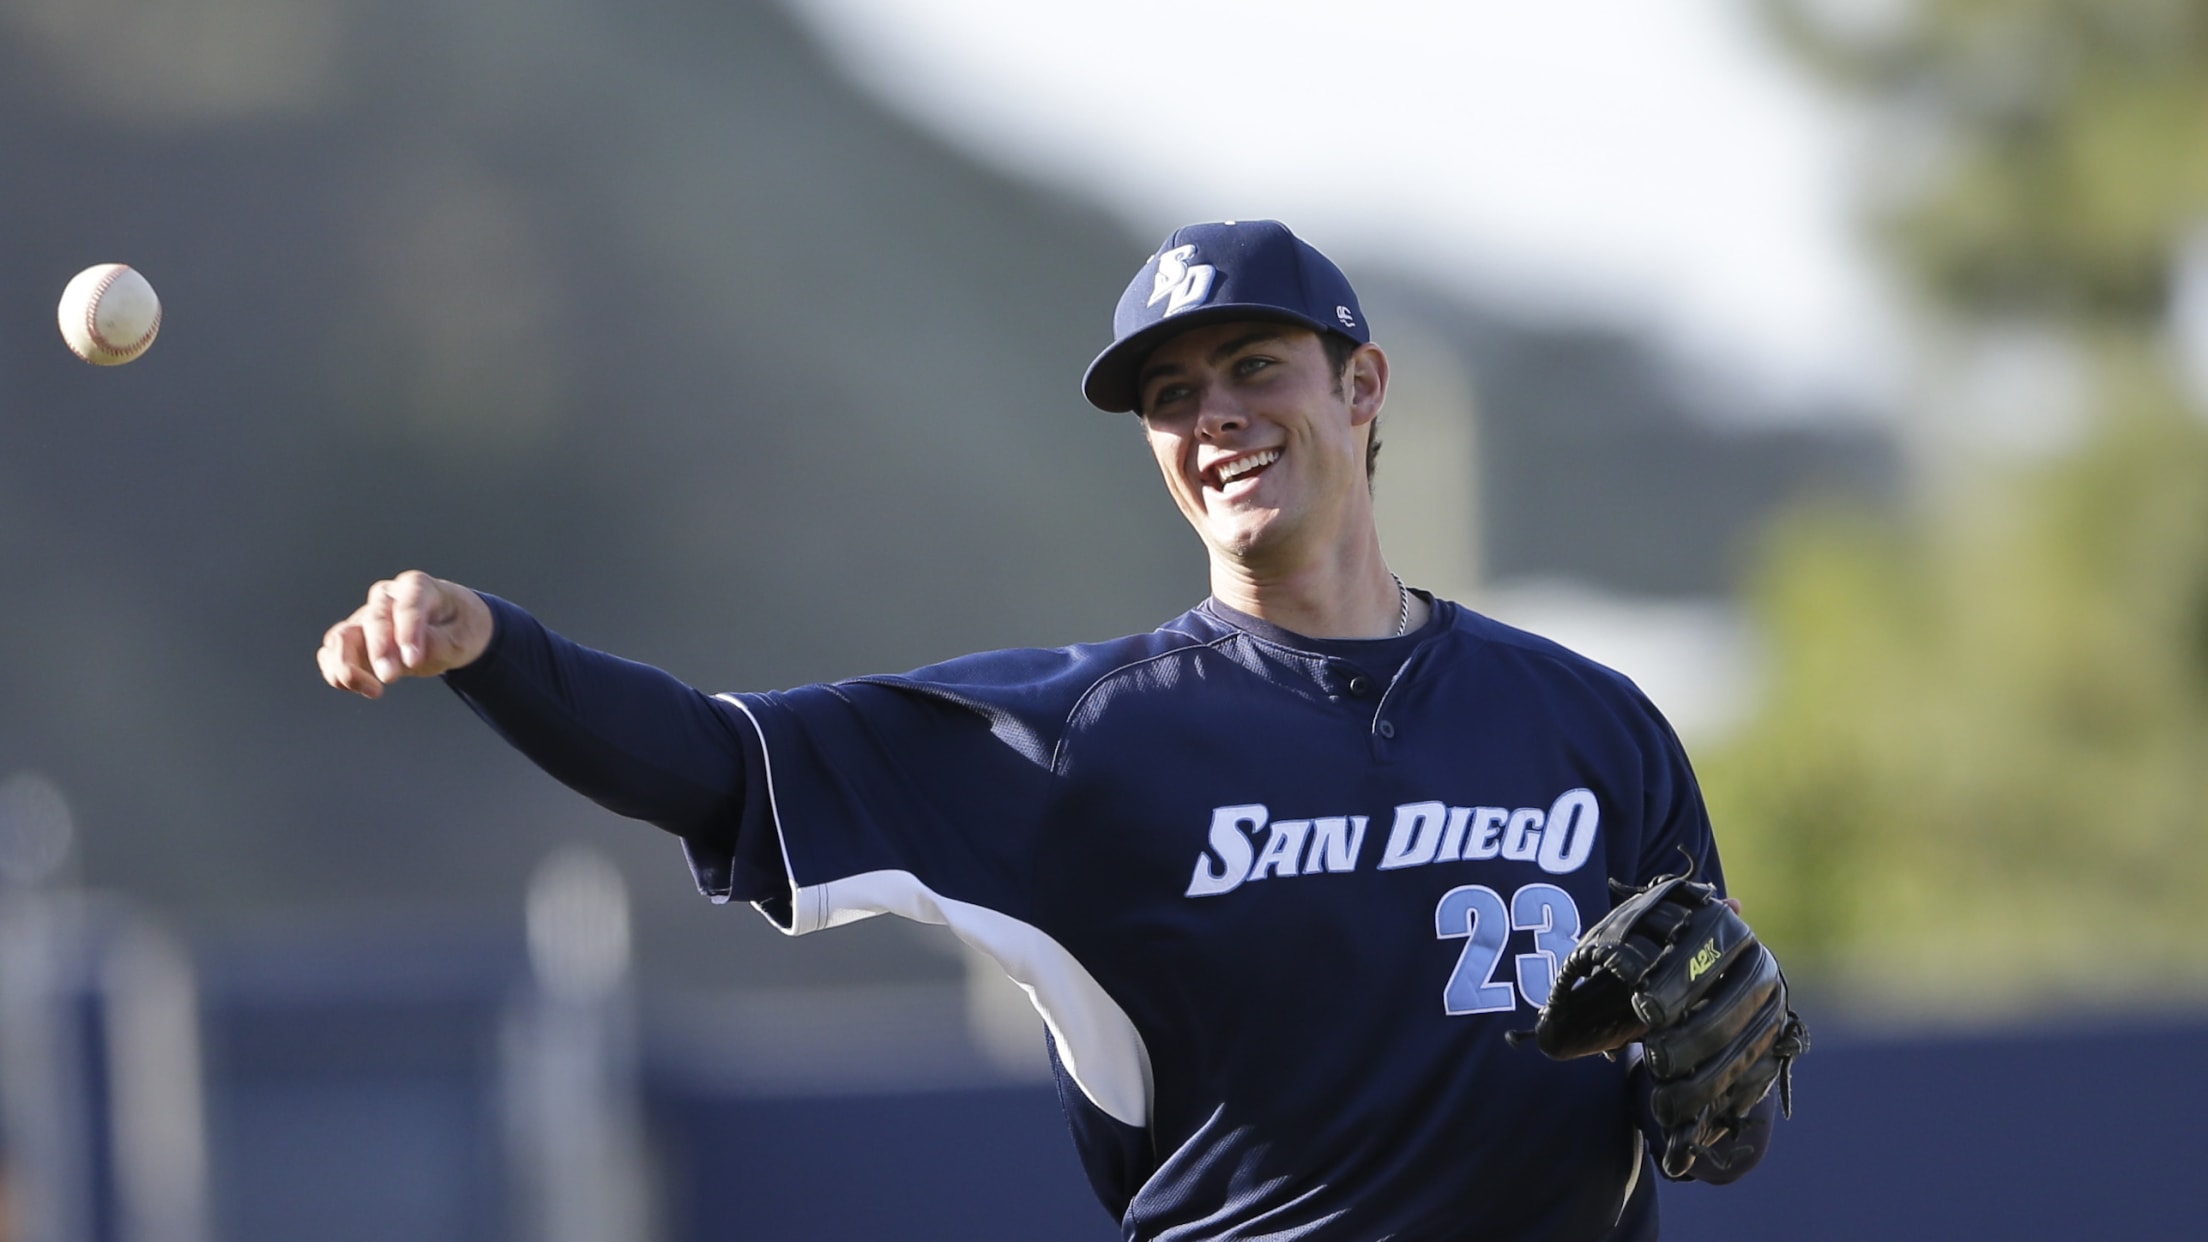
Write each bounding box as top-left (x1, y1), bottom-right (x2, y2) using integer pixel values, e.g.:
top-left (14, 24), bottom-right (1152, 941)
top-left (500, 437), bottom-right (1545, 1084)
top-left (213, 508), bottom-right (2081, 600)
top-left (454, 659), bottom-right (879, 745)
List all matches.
top-left (1080, 305), bottom-right (1336, 414)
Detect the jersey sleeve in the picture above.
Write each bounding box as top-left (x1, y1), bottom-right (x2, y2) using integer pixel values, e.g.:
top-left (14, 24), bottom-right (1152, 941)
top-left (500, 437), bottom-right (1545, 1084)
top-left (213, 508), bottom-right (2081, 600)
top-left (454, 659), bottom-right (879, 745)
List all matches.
top-left (441, 594), bottom-right (790, 905)
top-left (1606, 675), bottom-right (1767, 1181)
top-left (718, 664), bottom-right (1159, 1134)
top-left (716, 675), bottom-right (1062, 934)
top-left (1470, 614), bottom-right (1725, 897)
top-left (1628, 703), bottom-right (1725, 895)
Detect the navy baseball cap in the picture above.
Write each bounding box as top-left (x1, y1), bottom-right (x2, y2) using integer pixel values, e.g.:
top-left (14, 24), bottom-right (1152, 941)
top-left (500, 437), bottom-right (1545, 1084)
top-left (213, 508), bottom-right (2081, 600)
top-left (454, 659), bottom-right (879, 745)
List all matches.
top-left (1081, 220), bottom-right (1370, 413)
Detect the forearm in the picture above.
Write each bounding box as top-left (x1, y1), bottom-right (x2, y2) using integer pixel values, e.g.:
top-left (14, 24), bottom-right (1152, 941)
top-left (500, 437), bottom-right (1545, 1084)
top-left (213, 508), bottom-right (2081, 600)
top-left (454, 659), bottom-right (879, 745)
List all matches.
top-left (442, 594), bottom-right (750, 846)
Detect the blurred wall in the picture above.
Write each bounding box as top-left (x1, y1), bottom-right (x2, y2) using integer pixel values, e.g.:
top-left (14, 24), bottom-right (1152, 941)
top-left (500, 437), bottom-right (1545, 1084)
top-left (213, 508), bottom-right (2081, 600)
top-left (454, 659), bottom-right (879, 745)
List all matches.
top-left (0, 0), bottom-right (1181, 993)
top-left (0, 0), bottom-right (1886, 995)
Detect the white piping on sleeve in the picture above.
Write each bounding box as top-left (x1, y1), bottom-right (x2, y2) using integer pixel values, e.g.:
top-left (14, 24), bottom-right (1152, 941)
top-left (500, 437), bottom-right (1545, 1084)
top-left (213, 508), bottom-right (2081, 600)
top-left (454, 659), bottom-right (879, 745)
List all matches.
top-left (711, 693), bottom-right (1153, 1128)
top-left (811, 869), bottom-right (1154, 1128)
top-left (715, 693), bottom-right (815, 931)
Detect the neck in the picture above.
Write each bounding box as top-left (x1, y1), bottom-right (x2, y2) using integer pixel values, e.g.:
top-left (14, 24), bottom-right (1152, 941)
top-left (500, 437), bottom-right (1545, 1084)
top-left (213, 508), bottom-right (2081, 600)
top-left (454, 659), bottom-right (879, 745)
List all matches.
top-left (1208, 538), bottom-right (1420, 639)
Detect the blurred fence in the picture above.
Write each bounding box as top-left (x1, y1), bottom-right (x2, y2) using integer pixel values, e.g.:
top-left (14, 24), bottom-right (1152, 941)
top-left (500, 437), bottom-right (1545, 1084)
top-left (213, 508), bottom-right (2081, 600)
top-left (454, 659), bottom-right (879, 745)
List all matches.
top-left (5, 866), bottom-right (2205, 1242)
top-left (0, 893), bottom-right (206, 1242)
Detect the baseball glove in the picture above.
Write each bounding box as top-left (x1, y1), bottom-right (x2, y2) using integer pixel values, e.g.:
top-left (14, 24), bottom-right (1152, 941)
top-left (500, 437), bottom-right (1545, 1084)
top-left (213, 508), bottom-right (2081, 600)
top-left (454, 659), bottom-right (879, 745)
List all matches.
top-left (1514, 867), bottom-right (1809, 1179)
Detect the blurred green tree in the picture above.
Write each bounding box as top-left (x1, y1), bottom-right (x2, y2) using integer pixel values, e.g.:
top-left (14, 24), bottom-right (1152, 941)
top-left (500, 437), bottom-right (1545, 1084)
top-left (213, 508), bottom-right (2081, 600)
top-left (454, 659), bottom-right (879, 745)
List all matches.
top-left (1705, 0), bottom-right (2208, 1016)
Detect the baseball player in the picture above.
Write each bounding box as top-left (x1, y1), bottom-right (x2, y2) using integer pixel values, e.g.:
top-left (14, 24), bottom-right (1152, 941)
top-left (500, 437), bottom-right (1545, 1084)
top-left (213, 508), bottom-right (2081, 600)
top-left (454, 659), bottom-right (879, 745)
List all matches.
top-left (319, 220), bottom-right (1782, 1240)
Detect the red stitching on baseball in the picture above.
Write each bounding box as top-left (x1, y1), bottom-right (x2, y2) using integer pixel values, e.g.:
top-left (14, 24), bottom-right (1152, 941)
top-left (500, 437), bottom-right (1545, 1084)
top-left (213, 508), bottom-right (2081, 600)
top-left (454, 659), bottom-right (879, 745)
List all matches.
top-left (84, 265), bottom-right (159, 358)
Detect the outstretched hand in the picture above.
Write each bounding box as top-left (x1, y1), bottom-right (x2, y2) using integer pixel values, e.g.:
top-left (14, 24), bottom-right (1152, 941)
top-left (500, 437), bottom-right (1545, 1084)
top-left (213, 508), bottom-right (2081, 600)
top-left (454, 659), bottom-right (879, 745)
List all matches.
top-left (318, 570), bottom-right (495, 699)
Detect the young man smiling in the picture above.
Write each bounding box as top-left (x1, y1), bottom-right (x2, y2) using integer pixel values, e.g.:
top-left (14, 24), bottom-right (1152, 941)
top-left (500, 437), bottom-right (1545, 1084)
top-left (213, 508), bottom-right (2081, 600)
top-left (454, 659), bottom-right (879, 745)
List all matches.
top-left (1128, 319), bottom-right (1411, 639)
top-left (320, 220), bottom-right (1778, 1239)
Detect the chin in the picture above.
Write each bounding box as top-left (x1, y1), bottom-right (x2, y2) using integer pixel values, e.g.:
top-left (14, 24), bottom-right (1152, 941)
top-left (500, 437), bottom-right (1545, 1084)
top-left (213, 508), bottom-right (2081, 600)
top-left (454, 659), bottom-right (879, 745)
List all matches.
top-left (1204, 518), bottom-right (1279, 563)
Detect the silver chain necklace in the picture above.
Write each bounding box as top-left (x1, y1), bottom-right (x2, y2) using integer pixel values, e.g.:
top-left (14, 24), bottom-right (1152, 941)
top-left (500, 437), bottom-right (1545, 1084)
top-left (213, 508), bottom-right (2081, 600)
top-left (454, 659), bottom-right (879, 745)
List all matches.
top-left (1391, 573), bottom-right (1410, 637)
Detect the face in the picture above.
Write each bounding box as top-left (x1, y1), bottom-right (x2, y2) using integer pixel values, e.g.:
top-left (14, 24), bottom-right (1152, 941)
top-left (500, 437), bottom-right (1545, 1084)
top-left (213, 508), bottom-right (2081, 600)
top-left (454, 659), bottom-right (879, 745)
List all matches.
top-left (1136, 321), bottom-right (1384, 568)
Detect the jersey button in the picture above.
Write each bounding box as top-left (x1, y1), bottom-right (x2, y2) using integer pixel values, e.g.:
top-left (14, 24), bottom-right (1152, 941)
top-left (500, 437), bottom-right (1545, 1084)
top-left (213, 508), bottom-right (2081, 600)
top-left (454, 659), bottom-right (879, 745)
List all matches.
top-left (1347, 675), bottom-right (1372, 697)
top-left (1377, 719), bottom-right (1396, 739)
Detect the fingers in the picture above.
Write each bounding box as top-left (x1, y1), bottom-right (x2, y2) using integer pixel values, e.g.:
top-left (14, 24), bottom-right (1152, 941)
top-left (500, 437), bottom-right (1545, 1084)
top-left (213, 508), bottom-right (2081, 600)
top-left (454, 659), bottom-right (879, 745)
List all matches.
top-left (318, 607), bottom-right (384, 699)
top-left (317, 576), bottom-right (423, 698)
top-left (358, 584), bottom-right (405, 689)
top-left (317, 571), bottom-right (493, 698)
top-left (385, 570), bottom-right (444, 670)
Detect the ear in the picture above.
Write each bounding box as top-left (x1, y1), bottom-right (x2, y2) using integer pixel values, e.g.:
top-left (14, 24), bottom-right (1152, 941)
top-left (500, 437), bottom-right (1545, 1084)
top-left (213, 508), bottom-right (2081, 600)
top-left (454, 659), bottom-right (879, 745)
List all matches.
top-left (1347, 343), bottom-right (1388, 427)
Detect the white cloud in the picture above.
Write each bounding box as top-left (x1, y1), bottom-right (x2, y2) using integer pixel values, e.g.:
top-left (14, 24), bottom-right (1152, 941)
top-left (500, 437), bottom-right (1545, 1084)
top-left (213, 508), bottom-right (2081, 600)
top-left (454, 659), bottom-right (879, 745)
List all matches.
top-left (787, 0), bottom-right (1900, 413)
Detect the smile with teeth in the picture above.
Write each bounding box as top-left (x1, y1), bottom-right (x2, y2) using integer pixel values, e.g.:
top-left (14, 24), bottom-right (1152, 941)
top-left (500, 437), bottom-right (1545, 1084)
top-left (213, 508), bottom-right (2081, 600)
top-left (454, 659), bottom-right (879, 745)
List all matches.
top-left (1210, 449), bottom-right (1281, 489)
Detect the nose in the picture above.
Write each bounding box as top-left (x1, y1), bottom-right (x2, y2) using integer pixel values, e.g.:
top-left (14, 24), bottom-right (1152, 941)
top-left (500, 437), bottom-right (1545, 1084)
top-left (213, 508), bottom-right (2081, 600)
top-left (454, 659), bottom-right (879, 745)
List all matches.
top-left (1195, 389), bottom-right (1247, 439)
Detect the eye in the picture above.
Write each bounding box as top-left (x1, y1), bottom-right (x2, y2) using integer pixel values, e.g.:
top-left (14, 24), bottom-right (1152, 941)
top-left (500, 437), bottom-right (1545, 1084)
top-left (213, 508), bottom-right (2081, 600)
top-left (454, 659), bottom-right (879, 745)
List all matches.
top-left (1146, 380), bottom-right (1194, 410)
top-left (1232, 354), bottom-right (1275, 378)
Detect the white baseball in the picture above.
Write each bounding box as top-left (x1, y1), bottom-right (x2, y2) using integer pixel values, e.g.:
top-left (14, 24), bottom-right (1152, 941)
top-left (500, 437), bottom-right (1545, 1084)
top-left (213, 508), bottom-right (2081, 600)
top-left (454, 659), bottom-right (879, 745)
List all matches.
top-left (58, 264), bottom-right (162, 366)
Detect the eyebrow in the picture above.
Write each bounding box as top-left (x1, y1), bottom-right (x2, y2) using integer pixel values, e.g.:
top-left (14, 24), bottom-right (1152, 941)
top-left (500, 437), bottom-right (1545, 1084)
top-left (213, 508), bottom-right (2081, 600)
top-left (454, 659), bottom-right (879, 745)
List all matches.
top-left (1137, 329), bottom-right (1290, 394)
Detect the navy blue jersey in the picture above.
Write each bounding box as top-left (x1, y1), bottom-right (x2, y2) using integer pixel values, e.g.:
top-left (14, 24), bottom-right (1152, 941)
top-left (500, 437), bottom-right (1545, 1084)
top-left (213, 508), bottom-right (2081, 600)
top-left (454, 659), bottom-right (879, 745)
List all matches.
top-left (451, 594), bottom-right (1732, 1240)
